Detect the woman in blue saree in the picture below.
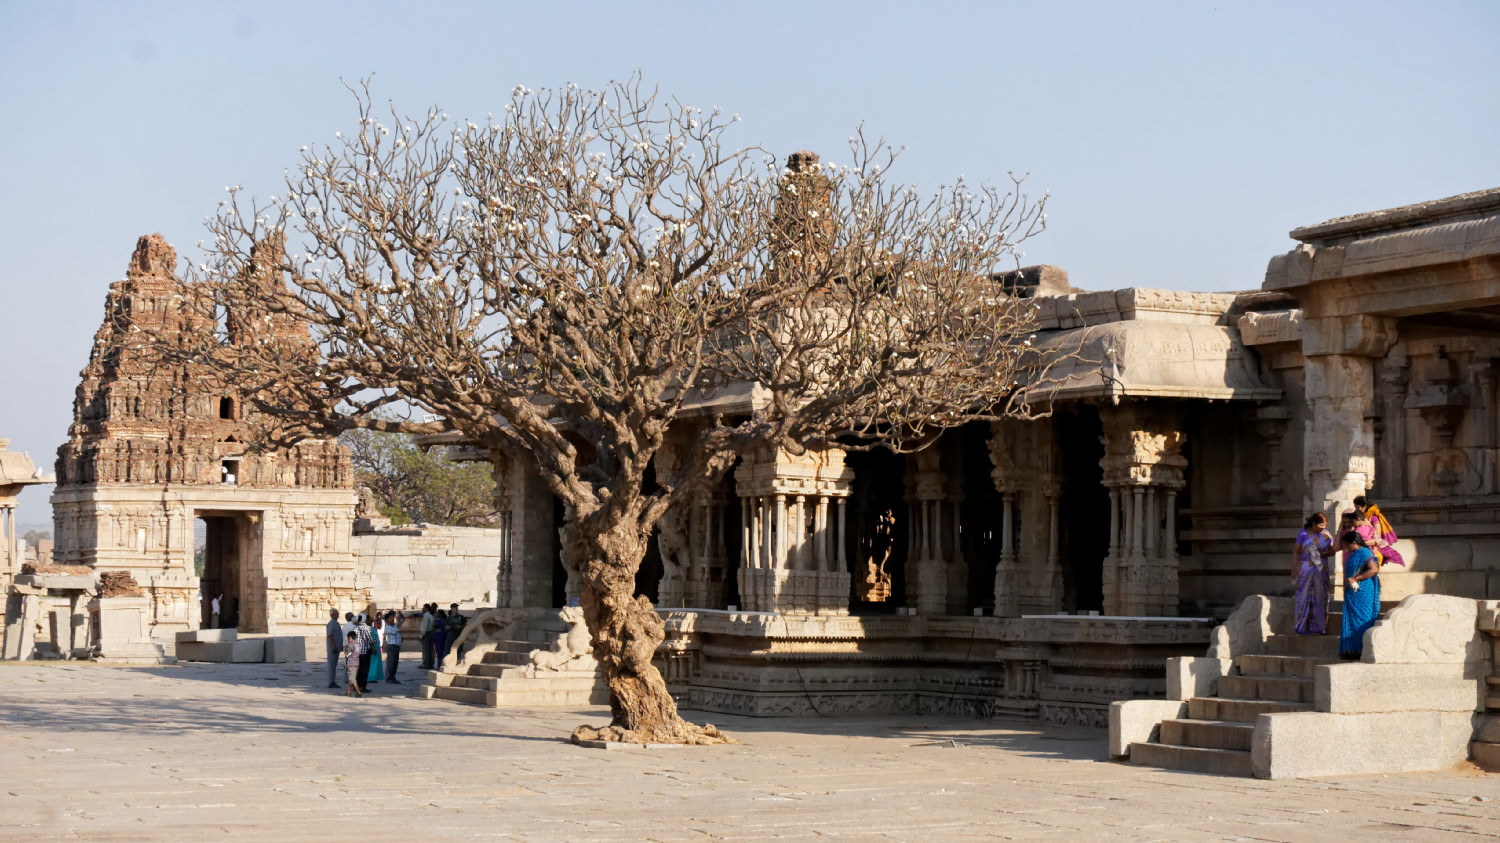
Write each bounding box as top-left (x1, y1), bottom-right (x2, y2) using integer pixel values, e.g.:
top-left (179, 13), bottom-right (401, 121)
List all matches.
top-left (1339, 531), bottom-right (1381, 659)
top-left (366, 615), bottom-right (385, 684)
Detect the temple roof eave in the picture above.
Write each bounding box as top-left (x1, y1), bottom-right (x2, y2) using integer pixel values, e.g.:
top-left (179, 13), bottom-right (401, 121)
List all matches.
top-left (1025, 320), bottom-right (1279, 406)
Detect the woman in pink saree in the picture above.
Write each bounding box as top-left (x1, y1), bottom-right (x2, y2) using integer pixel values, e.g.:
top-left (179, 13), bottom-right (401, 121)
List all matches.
top-left (1354, 496), bottom-right (1406, 568)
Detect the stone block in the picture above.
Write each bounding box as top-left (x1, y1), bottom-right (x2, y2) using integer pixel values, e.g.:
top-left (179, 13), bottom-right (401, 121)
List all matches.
top-left (175, 628), bottom-right (239, 644)
top-left (451, 535), bottom-right (501, 555)
top-left (1315, 662), bottom-right (1483, 714)
top-left (1252, 710), bottom-right (1476, 779)
top-left (1165, 656), bottom-right (1230, 701)
top-left (175, 639), bottom-right (265, 663)
top-left (1108, 699), bottom-right (1186, 758)
top-left (1399, 540), bottom-right (1472, 572)
top-left (261, 636), bottom-right (307, 663)
top-left (1378, 570), bottom-right (1487, 602)
top-left (1367, 594), bottom-right (1484, 664)
top-left (1475, 714), bottom-right (1500, 743)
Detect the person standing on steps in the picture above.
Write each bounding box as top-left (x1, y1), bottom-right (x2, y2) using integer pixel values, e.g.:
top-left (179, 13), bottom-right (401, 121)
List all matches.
top-left (1354, 496), bottom-right (1406, 568)
top-left (1292, 513), bottom-right (1336, 635)
top-left (325, 607), bottom-right (343, 689)
top-left (1339, 531), bottom-right (1382, 660)
top-left (383, 610), bottom-right (404, 683)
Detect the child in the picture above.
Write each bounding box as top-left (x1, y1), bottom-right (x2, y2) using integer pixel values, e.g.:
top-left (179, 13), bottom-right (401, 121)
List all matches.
top-left (344, 630), bottom-right (363, 697)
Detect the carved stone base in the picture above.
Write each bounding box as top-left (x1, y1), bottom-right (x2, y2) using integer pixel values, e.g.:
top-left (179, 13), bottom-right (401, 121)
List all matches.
top-left (737, 569), bottom-right (850, 614)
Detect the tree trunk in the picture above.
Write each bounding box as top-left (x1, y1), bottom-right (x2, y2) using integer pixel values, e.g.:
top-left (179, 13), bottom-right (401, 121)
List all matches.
top-left (562, 516), bottom-right (733, 745)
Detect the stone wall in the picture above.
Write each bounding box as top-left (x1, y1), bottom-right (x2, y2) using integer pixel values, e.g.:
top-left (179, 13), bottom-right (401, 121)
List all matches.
top-left (358, 524), bottom-right (502, 610)
top-left (658, 610), bottom-right (1214, 727)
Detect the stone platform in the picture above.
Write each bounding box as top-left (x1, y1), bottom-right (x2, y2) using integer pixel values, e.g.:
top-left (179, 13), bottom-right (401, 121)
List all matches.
top-left (0, 660), bottom-right (1496, 841)
top-left (173, 629), bottom-right (307, 664)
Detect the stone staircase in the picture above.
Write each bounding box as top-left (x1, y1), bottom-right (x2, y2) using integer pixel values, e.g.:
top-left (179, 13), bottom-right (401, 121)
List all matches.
top-left (419, 610), bottom-right (607, 708)
top-left (1127, 622), bottom-right (1339, 776)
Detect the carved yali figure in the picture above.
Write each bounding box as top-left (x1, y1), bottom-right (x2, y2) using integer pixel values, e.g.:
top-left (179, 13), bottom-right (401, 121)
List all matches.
top-left (528, 606), bottom-right (596, 674)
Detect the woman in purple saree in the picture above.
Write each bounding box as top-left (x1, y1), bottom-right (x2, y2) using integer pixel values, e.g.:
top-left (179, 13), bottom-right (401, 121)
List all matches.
top-left (1292, 513), bottom-right (1335, 635)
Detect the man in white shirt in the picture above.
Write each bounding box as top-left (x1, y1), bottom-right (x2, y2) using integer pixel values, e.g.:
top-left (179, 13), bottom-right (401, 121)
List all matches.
top-left (383, 611), bottom-right (405, 683)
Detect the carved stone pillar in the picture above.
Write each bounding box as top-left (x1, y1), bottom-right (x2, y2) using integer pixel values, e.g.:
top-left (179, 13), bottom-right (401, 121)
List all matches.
top-left (1301, 314), bottom-right (1397, 518)
top-left (1254, 405), bottom-right (1292, 504)
top-left (1100, 406), bottom-right (1187, 616)
top-left (909, 446), bottom-right (948, 616)
top-left (489, 450), bottom-right (517, 609)
top-left (1468, 360), bottom-right (1493, 496)
top-left (734, 445), bottom-right (852, 614)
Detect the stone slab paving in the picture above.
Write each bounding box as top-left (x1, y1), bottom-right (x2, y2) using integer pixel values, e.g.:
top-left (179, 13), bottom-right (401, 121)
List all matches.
top-left (1, 661), bottom-right (1496, 842)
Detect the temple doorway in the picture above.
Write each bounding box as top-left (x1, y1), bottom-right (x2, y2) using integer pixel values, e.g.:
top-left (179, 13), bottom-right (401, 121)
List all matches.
top-left (195, 512), bottom-right (245, 629)
top-left (550, 495), bottom-right (568, 608)
top-left (1056, 408), bottom-right (1108, 612)
top-left (960, 423), bottom-right (1004, 611)
top-left (845, 449), bottom-right (908, 614)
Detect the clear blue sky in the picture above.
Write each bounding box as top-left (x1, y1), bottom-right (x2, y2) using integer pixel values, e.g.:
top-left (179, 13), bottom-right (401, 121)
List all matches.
top-left (2, 0), bottom-right (1497, 526)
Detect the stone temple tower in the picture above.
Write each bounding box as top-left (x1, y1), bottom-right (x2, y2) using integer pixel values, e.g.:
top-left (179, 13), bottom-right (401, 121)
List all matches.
top-left (51, 234), bottom-right (360, 642)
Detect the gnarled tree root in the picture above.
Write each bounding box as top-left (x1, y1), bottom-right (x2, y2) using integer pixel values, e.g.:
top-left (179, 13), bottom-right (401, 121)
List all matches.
top-left (571, 722), bottom-right (738, 746)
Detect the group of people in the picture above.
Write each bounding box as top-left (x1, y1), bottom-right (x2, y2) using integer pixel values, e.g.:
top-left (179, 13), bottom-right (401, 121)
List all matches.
top-left (324, 603), bottom-right (469, 695)
top-left (1291, 495), bottom-right (1405, 658)
top-left (324, 609), bottom-right (406, 695)
top-left (418, 603), bottom-right (467, 671)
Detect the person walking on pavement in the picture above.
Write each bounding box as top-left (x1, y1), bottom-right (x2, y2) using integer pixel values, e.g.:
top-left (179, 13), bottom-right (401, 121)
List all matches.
top-left (383, 610), bottom-right (404, 683)
top-left (325, 608), bottom-right (343, 689)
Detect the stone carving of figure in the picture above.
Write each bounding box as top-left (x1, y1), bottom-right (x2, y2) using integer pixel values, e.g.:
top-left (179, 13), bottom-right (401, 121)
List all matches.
top-left (656, 505), bottom-right (690, 607)
top-left (856, 508), bottom-right (895, 602)
top-left (527, 606), bottom-right (596, 673)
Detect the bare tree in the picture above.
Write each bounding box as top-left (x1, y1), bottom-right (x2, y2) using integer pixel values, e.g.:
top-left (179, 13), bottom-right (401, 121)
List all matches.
top-left (181, 77), bottom-right (1050, 744)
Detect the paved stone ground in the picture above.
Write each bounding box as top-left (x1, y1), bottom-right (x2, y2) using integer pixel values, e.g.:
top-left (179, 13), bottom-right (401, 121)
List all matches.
top-left (0, 661), bottom-right (1496, 841)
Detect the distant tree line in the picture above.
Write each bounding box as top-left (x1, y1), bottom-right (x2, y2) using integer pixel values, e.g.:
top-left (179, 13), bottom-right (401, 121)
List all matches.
top-left (341, 427), bottom-right (497, 527)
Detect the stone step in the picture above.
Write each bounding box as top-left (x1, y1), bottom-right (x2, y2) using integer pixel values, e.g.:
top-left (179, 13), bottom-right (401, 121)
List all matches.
top-left (467, 662), bottom-right (521, 678)
top-left (481, 648), bottom-right (531, 666)
top-left (1274, 613), bottom-right (1342, 638)
top-left (1234, 654), bottom-right (1334, 679)
top-left (1188, 697), bottom-right (1312, 723)
top-left (1473, 741), bottom-right (1500, 773)
top-left (452, 674), bottom-right (499, 691)
top-left (1217, 675), bottom-right (1314, 704)
top-left (428, 685), bottom-right (491, 706)
top-left (1128, 742), bottom-right (1253, 777)
top-left (1158, 718), bottom-right (1254, 752)
top-left (1264, 634), bottom-right (1341, 658)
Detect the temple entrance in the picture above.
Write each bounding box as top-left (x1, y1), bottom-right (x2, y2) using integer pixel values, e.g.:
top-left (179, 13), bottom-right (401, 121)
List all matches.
top-left (195, 512), bottom-right (245, 629)
top-left (719, 481), bottom-right (743, 610)
top-left (1056, 408), bottom-right (1108, 612)
top-left (844, 449), bottom-right (908, 614)
top-left (960, 423), bottom-right (1004, 611)
top-left (550, 495), bottom-right (568, 608)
